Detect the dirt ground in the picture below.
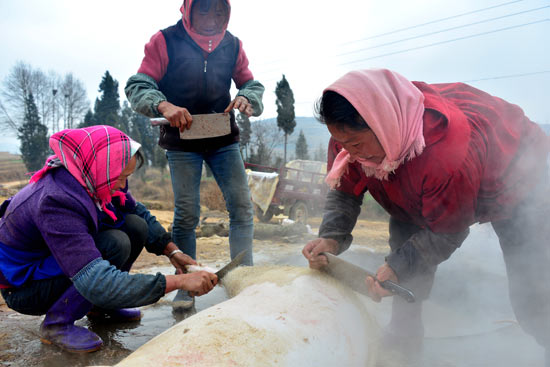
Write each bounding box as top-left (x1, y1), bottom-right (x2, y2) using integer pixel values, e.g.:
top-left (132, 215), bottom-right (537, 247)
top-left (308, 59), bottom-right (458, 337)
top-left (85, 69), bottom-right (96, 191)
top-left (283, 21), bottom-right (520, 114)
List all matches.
top-left (0, 204), bottom-right (390, 366)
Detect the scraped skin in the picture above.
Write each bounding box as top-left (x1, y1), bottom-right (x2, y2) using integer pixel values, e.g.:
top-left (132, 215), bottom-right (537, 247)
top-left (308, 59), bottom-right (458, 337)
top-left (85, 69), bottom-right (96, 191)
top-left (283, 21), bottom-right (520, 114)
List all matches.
top-left (110, 266), bottom-right (381, 367)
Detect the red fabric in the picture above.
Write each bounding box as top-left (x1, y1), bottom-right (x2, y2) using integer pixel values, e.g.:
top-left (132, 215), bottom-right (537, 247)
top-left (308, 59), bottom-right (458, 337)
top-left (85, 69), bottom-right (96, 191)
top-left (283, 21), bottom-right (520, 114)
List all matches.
top-left (137, 31), bottom-right (253, 88)
top-left (330, 82), bottom-right (549, 233)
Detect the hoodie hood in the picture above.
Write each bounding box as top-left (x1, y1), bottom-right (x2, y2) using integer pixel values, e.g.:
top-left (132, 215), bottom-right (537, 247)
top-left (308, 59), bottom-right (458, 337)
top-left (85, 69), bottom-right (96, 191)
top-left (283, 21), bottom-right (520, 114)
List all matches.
top-left (180, 0), bottom-right (231, 53)
top-left (325, 69), bottom-right (426, 184)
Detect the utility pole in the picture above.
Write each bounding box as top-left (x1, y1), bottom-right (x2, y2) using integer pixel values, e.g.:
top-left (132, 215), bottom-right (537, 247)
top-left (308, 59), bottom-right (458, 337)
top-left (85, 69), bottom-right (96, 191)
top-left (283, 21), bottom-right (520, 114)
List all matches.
top-left (52, 88), bottom-right (58, 132)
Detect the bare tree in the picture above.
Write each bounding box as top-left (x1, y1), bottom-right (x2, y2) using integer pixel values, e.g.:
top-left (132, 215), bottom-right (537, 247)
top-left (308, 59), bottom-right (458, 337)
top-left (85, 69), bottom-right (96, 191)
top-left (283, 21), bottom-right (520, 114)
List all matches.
top-left (0, 61), bottom-right (89, 133)
top-left (59, 73), bottom-right (89, 129)
top-left (249, 119), bottom-right (283, 166)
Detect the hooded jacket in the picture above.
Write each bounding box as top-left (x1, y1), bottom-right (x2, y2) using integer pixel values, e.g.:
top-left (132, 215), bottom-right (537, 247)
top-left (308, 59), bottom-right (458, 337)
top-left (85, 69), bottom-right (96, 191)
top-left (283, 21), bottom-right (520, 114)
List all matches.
top-left (320, 81), bottom-right (548, 280)
top-left (125, 0), bottom-right (264, 152)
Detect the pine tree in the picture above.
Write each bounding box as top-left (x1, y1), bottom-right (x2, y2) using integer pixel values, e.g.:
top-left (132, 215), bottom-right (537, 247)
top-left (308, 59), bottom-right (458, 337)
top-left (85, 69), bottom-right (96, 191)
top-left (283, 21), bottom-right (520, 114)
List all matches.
top-left (236, 112), bottom-right (251, 160)
top-left (93, 71), bottom-right (120, 126)
top-left (295, 129), bottom-right (309, 160)
top-left (18, 93), bottom-right (50, 171)
top-left (275, 75), bottom-right (296, 166)
top-left (314, 142), bottom-right (327, 162)
top-left (79, 109), bottom-right (95, 128)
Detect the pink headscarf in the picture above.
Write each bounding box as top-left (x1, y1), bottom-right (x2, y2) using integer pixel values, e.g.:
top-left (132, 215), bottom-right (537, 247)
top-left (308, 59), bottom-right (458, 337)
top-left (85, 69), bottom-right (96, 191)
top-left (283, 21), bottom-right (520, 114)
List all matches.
top-left (325, 69), bottom-right (426, 185)
top-left (30, 125), bottom-right (137, 221)
top-left (180, 0), bottom-right (231, 53)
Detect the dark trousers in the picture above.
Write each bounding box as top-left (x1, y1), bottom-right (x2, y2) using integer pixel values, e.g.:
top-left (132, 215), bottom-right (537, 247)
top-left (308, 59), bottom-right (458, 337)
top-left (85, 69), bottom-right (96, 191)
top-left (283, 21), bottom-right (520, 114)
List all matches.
top-left (1, 214), bottom-right (147, 316)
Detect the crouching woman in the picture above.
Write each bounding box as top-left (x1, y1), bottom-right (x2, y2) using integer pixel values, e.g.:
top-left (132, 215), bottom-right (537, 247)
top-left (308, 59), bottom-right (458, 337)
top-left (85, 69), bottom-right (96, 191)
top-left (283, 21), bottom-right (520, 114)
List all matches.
top-left (0, 125), bottom-right (217, 353)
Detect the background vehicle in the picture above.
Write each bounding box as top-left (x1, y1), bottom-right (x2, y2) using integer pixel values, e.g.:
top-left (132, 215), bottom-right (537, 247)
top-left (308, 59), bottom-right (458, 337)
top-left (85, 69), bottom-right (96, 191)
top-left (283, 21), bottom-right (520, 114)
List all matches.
top-left (245, 160), bottom-right (328, 224)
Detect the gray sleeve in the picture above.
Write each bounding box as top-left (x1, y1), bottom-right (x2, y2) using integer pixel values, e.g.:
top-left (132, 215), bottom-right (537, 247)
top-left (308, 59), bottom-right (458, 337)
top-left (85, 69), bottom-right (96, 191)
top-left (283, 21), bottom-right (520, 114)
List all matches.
top-left (236, 79), bottom-right (265, 117)
top-left (72, 258), bottom-right (166, 309)
top-left (385, 227), bottom-right (470, 280)
top-left (124, 73), bottom-right (167, 117)
top-left (318, 190), bottom-right (363, 254)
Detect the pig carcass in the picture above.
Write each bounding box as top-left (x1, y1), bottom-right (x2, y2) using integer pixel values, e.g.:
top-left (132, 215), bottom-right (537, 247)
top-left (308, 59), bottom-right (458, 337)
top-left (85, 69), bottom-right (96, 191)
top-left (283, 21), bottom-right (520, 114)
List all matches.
top-left (110, 265), bottom-right (380, 366)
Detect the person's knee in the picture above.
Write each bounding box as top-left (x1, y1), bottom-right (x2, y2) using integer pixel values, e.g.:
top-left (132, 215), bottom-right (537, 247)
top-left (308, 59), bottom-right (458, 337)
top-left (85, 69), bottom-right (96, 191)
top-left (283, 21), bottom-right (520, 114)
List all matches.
top-left (95, 230), bottom-right (131, 268)
top-left (123, 214), bottom-right (148, 245)
top-left (173, 210), bottom-right (200, 230)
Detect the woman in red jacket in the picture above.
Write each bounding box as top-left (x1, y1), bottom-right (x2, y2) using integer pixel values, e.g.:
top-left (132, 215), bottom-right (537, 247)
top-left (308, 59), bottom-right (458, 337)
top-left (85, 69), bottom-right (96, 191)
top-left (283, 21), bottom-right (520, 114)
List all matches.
top-left (302, 69), bottom-right (550, 365)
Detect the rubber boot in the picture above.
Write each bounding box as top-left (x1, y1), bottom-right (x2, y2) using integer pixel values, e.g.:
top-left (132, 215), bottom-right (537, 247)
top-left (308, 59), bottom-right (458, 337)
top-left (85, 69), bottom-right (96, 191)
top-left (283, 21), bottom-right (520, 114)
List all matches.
top-left (87, 306), bottom-right (142, 322)
top-left (40, 285), bottom-right (102, 353)
top-left (172, 289), bottom-right (195, 312)
top-left (378, 297), bottom-right (424, 367)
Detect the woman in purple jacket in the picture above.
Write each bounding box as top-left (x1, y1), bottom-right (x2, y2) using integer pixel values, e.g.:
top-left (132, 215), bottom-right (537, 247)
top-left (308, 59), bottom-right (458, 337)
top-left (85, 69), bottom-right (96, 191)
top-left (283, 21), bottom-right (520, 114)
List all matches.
top-left (0, 126), bottom-right (217, 353)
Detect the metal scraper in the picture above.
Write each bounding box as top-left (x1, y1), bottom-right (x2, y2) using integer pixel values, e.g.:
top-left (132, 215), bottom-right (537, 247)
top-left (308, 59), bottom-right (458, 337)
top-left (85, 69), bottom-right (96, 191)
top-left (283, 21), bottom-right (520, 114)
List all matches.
top-left (320, 252), bottom-right (415, 303)
top-left (151, 113), bottom-right (231, 139)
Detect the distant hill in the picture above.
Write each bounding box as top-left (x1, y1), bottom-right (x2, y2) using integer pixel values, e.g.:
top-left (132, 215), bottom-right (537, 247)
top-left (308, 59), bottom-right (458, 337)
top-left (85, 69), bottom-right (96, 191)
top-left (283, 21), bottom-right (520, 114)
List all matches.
top-left (539, 124), bottom-right (550, 135)
top-left (259, 116), bottom-right (331, 156)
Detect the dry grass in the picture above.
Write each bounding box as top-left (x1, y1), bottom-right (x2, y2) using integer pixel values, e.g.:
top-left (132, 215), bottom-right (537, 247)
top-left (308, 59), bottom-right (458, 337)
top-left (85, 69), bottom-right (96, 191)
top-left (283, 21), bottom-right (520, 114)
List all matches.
top-left (129, 167), bottom-right (227, 212)
top-left (0, 152), bottom-right (27, 183)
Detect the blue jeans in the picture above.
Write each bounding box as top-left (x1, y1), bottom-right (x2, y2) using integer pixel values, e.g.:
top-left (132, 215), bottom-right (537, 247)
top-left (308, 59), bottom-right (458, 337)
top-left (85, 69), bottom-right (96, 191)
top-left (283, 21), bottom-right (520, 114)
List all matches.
top-left (166, 143), bottom-right (254, 265)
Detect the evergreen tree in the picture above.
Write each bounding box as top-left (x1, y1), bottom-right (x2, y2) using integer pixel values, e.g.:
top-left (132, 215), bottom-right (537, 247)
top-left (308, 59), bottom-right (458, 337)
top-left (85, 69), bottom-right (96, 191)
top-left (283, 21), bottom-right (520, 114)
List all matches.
top-left (236, 112), bottom-right (251, 159)
top-left (18, 93), bottom-right (50, 171)
top-left (93, 71), bottom-right (120, 126)
top-left (78, 109), bottom-right (95, 128)
top-left (313, 142), bottom-right (327, 162)
top-left (295, 129), bottom-right (309, 160)
top-left (275, 75), bottom-right (296, 166)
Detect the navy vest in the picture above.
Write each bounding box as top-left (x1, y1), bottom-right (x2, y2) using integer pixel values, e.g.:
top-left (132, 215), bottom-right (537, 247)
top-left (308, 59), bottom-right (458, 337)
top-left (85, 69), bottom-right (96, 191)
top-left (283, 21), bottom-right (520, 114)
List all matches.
top-left (158, 21), bottom-right (240, 151)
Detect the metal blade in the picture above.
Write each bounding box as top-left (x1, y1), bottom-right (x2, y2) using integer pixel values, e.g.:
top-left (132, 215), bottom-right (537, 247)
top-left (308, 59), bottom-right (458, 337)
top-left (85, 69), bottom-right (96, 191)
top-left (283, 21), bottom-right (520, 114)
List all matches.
top-left (215, 250), bottom-right (247, 280)
top-left (320, 252), bottom-right (415, 303)
top-left (151, 113), bottom-right (231, 139)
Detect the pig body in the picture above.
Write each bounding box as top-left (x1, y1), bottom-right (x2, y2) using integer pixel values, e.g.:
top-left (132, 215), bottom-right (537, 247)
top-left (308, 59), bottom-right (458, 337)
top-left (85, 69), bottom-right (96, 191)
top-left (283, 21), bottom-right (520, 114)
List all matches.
top-left (111, 266), bottom-right (379, 367)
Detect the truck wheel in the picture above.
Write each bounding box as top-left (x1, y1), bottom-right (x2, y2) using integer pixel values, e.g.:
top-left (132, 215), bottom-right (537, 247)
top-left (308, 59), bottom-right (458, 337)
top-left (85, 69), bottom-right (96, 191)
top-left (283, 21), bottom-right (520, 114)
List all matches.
top-left (255, 204), bottom-right (274, 223)
top-left (289, 201), bottom-right (309, 224)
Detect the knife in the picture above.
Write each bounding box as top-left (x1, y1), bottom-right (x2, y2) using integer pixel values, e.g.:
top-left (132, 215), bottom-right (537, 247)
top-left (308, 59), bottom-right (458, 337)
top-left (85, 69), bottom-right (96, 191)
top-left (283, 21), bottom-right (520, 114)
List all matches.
top-left (215, 250), bottom-right (247, 281)
top-left (320, 252), bottom-right (415, 303)
top-left (151, 113), bottom-right (231, 140)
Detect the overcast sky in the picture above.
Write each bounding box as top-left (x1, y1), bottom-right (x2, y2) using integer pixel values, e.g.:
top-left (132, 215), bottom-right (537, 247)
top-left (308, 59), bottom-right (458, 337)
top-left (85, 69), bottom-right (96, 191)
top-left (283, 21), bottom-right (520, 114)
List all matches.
top-left (1, 0), bottom-right (548, 153)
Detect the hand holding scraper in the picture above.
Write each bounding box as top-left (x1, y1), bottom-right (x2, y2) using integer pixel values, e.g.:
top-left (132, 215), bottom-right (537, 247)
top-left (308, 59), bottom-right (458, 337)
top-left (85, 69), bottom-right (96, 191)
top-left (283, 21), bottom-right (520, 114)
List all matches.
top-left (320, 252), bottom-right (415, 303)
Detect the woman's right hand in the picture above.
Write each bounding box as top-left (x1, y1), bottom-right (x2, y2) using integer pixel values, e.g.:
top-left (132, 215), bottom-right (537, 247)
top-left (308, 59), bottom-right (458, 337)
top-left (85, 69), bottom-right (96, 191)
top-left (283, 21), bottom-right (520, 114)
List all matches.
top-left (181, 271), bottom-right (218, 297)
top-left (158, 101), bottom-right (193, 132)
top-left (302, 238), bottom-right (340, 270)
top-left (165, 271), bottom-right (218, 296)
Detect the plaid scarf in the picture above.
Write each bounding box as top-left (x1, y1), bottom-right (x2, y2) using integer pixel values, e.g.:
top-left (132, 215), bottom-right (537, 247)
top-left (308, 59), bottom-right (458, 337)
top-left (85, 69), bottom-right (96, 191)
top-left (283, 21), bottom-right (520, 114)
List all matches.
top-left (30, 125), bottom-right (133, 221)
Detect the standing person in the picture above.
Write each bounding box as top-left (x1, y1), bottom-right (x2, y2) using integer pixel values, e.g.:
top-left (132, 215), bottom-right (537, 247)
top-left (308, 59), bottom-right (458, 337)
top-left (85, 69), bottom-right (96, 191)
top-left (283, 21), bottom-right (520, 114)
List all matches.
top-left (0, 126), bottom-right (218, 353)
top-left (302, 69), bottom-right (550, 365)
top-left (125, 0), bottom-right (264, 311)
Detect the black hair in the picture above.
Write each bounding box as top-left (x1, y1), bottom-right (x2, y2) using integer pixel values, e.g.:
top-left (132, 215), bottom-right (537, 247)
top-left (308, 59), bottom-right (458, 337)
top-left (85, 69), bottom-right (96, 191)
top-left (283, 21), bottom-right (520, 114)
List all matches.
top-left (134, 149), bottom-right (145, 170)
top-left (314, 91), bottom-right (370, 131)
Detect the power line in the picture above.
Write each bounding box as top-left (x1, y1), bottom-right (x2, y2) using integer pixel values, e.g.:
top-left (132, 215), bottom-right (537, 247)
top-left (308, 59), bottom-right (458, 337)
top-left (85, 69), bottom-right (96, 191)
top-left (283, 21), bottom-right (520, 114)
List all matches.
top-left (339, 0), bottom-right (528, 46)
top-left (461, 70), bottom-right (550, 82)
top-left (337, 6), bottom-right (549, 57)
top-left (341, 18), bottom-right (549, 66)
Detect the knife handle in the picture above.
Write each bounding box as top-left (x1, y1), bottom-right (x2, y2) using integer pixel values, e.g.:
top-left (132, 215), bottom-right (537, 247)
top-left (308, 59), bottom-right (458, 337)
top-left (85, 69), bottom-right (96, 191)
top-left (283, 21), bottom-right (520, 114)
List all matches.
top-left (380, 280), bottom-right (416, 303)
top-left (151, 118), bottom-right (170, 126)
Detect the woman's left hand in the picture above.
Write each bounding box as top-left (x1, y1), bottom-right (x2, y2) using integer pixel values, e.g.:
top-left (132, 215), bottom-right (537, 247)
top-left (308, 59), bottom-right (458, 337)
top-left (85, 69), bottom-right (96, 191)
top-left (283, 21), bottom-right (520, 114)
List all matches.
top-left (164, 242), bottom-right (197, 273)
top-left (365, 263), bottom-right (398, 302)
top-left (224, 96), bottom-right (253, 116)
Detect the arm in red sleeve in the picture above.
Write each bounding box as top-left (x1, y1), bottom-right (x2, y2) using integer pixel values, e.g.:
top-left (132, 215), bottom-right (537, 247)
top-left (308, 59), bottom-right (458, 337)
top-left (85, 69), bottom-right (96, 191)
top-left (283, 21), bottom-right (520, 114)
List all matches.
top-left (137, 31), bottom-right (169, 82)
top-left (232, 39), bottom-right (254, 88)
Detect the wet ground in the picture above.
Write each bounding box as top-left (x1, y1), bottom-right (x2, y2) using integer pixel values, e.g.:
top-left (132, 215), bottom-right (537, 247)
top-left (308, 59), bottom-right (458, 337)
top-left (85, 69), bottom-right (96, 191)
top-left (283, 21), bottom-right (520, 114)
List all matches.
top-left (0, 222), bottom-right (546, 366)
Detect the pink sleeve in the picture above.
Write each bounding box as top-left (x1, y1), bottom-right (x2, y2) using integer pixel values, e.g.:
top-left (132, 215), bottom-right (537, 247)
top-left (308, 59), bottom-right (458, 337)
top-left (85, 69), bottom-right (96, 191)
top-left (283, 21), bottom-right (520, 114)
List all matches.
top-left (232, 39), bottom-right (254, 88)
top-left (137, 31), bottom-right (169, 83)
